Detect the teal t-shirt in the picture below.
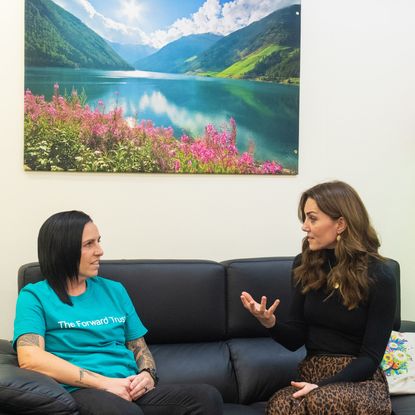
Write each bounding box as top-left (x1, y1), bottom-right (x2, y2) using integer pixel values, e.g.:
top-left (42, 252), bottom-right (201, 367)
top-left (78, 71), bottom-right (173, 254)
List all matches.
top-left (13, 277), bottom-right (147, 391)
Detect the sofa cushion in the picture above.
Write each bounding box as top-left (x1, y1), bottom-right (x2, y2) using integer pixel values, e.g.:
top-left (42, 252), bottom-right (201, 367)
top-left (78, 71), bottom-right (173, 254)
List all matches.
top-left (19, 260), bottom-right (227, 344)
top-left (224, 257), bottom-right (295, 338)
top-left (385, 259), bottom-right (401, 331)
top-left (0, 340), bottom-right (78, 415)
top-left (150, 342), bottom-right (238, 403)
top-left (391, 394), bottom-right (415, 415)
top-left (228, 337), bottom-right (305, 404)
top-left (224, 402), bottom-right (266, 414)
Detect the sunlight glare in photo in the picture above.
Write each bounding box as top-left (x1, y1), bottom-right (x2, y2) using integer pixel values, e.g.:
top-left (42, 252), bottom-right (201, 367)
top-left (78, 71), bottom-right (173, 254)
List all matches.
top-left (118, 0), bottom-right (143, 23)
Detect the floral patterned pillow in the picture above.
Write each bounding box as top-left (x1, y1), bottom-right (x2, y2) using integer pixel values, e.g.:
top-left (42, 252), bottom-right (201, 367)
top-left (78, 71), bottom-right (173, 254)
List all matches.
top-left (381, 331), bottom-right (415, 395)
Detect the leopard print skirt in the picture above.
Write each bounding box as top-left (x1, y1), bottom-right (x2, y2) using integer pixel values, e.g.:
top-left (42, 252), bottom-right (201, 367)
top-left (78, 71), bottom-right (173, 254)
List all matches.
top-left (266, 355), bottom-right (391, 415)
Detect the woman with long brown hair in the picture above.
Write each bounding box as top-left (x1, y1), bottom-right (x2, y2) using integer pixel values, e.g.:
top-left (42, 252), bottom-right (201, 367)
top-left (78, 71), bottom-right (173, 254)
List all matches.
top-left (241, 181), bottom-right (396, 414)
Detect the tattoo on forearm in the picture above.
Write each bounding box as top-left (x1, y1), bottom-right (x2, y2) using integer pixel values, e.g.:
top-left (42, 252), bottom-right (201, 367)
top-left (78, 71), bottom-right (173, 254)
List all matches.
top-left (17, 334), bottom-right (41, 347)
top-left (76, 368), bottom-right (98, 386)
top-left (126, 338), bottom-right (156, 370)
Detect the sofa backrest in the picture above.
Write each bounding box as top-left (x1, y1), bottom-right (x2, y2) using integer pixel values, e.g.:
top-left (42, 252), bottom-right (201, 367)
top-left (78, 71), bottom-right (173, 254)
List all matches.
top-left (17, 256), bottom-right (402, 340)
top-left (19, 260), bottom-right (227, 344)
top-left (97, 260), bottom-right (226, 344)
top-left (223, 257), bottom-right (296, 338)
top-left (223, 256), bottom-right (401, 331)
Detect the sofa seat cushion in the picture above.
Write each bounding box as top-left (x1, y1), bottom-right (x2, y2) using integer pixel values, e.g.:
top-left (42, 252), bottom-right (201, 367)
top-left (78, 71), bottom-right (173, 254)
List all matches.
top-left (392, 394), bottom-right (415, 415)
top-left (224, 402), bottom-right (266, 414)
top-left (0, 340), bottom-right (78, 415)
top-left (228, 338), bottom-right (305, 404)
top-left (150, 341), bottom-right (238, 403)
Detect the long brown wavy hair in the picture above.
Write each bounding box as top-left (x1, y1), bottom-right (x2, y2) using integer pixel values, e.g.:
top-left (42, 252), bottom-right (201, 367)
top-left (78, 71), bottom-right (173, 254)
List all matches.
top-left (293, 181), bottom-right (382, 310)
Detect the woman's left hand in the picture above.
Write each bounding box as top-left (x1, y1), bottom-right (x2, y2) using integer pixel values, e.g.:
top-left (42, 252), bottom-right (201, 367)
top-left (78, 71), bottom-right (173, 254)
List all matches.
top-left (128, 371), bottom-right (155, 401)
top-left (291, 381), bottom-right (318, 398)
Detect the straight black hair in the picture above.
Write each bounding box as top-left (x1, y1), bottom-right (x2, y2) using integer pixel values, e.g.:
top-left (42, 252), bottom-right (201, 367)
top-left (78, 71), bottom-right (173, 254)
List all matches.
top-left (38, 210), bottom-right (92, 305)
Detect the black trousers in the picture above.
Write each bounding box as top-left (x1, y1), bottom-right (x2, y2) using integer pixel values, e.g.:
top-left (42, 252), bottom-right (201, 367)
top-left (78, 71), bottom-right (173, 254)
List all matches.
top-left (71, 383), bottom-right (223, 415)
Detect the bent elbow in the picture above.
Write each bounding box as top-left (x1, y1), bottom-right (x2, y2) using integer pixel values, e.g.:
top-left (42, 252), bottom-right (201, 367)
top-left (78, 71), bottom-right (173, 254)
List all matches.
top-left (17, 348), bottom-right (43, 372)
top-left (18, 355), bottom-right (35, 370)
top-left (19, 359), bottom-right (34, 370)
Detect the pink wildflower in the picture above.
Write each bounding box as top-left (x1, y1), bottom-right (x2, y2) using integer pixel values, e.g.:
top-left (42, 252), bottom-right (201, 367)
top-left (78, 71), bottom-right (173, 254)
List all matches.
top-left (261, 161), bottom-right (283, 174)
top-left (92, 124), bottom-right (109, 137)
top-left (181, 135), bottom-right (190, 143)
top-left (239, 152), bottom-right (254, 166)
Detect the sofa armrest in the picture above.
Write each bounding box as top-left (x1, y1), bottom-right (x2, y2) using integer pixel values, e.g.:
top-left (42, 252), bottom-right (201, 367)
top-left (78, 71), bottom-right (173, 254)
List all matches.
top-left (400, 320), bottom-right (415, 332)
top-left (0, 339), bottom-right (79, 415)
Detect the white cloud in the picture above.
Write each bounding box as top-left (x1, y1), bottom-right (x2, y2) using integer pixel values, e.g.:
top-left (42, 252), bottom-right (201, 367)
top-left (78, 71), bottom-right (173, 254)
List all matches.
top-left (52, 0), bottom-right (298, 49)
top-left (78, 0), bottom-right (96, 18)
top-left (149, 0), bottom-right (298, 48)
top-left (116, 0), bottom-right (143, 24)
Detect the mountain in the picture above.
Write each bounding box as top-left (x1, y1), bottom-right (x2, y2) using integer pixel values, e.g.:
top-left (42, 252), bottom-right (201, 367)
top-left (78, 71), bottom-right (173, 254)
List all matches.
top-left (25, 0), bottom-right (132, 70)
top-left (107, 41), bottom-right (156, 66)
top-left (134, 34), bottom-right (222, 73)
top-left (186, 4), bottom-right (300, 82)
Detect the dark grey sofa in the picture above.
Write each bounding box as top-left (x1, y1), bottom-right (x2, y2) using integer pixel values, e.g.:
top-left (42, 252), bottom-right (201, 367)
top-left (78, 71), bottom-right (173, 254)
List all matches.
top-left (0, 257), bottom-right (413, 414)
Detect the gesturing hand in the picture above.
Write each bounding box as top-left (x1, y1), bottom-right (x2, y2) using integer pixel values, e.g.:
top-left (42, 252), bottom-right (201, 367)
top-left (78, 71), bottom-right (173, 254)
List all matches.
top-left (240, 291), bottom-right (280, 328)
top-left (291, 381), bottom-right (318, 399)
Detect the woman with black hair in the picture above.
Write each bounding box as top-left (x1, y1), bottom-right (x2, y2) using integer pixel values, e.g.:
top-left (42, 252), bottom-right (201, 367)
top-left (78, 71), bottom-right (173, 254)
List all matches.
top-left (13, 210), bottom-right (223, 415)
top-left (241, 181), bottom-right (396, 415)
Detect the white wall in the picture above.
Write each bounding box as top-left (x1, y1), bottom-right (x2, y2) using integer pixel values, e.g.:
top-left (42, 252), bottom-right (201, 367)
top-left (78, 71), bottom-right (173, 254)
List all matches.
top-left (1, 0), bottom-right (414, 339)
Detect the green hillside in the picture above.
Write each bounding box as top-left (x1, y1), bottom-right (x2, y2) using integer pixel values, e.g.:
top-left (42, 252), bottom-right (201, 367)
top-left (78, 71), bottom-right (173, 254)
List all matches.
top-left (25, 0), bottom-right (132, 70)
top-left (247, 48), bottom-right (300, 83)
top-left (186, 4), bottom-right (300, 83)
top-left (217, 45), bottom-right (283, 78)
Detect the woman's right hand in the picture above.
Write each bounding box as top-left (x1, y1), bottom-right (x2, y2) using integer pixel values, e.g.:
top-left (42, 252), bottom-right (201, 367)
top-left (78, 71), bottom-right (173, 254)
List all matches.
top-left (101, 377), bottom-right (133, 401)
top-left (240, 291), bottom-right (280, 328)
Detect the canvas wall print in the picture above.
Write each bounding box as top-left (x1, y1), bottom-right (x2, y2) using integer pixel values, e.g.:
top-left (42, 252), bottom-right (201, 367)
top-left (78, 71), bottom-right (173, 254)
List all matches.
top-left (24, 0), bottom-right (300, 174)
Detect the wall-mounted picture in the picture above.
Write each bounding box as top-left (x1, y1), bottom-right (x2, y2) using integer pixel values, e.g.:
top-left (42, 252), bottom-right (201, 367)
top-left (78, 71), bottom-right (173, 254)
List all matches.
top-left (24, 0), bottom-right (300, 174)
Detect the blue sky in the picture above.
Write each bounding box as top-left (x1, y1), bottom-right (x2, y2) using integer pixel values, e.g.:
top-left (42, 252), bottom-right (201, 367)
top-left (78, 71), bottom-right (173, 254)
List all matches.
top-left (51, 0), bottom-right (298, 49)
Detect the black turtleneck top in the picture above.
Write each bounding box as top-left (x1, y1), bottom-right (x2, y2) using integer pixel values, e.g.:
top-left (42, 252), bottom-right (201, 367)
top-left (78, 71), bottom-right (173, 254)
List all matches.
top-left (268, 250), bottom-right (396, 386)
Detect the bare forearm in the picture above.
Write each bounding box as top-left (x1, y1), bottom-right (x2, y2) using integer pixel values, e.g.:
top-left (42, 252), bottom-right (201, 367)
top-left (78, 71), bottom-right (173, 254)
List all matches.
top-left (18, 346), bottom-right (107, 388)
top-left (17, 334), bottom-right (107, 389)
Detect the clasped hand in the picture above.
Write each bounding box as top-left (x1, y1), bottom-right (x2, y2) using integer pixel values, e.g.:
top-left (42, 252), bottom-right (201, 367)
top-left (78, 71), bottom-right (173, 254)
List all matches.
top-left (240, 291), bottom-right (280, 328)
top-left (103, 371), bottom-right (155, 401)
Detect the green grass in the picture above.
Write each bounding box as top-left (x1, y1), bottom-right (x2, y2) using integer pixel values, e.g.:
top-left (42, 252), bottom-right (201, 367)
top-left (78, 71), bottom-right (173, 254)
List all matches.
top-left (216, 45), bottom-right (286, 78)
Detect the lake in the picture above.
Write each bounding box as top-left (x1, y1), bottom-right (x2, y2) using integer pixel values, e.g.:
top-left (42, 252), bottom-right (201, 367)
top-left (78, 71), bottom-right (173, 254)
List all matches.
top-left (25, 67), bottom-right (299, 171)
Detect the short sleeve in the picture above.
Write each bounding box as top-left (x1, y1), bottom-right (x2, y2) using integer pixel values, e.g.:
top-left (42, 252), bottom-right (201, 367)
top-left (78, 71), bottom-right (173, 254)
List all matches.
top-left (119, 284), bottom-right (147, 341)
top-left (13, 287), bottom-right (46, 349)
